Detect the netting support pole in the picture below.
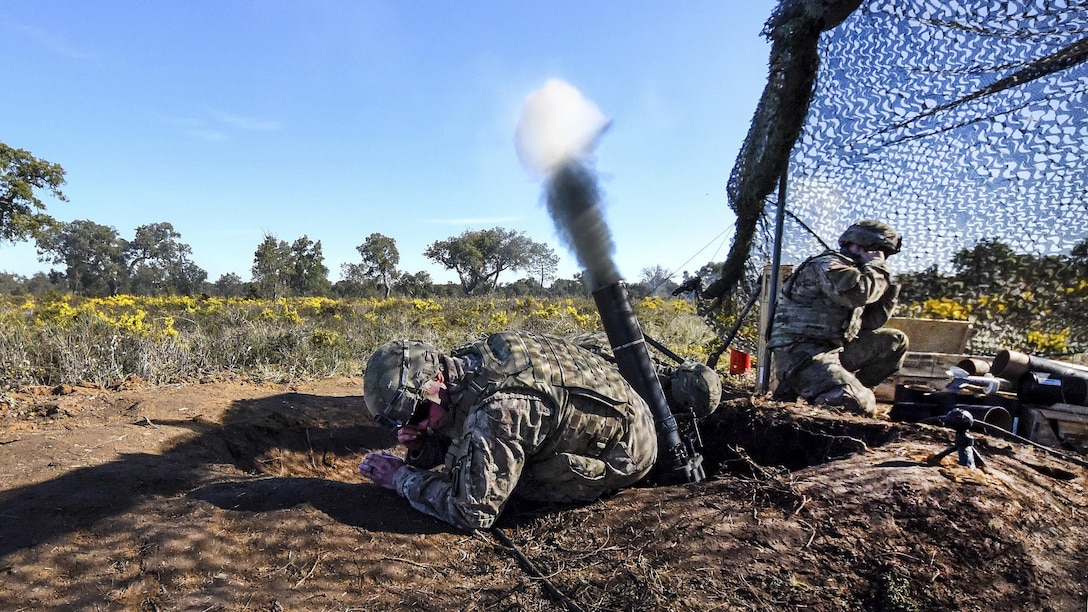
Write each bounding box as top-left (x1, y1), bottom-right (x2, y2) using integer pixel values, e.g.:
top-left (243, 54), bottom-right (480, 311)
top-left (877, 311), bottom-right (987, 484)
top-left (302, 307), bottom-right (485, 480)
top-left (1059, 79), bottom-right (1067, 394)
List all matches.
top-left (758, 167), bottom-right (788, 394)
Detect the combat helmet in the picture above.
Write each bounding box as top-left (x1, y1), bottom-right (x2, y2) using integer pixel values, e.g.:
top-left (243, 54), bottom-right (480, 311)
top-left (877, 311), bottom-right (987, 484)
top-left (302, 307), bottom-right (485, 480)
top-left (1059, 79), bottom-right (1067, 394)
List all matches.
top-left (838, 220), bottom-right (902, 255)
top-left (363, 339), bottom-right (442, 428)
top-left (664, 362), bottom-right (723, 419)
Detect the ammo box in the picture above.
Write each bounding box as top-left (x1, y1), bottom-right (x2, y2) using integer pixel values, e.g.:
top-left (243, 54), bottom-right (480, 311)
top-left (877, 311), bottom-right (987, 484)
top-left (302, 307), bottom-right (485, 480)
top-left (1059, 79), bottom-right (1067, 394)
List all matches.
top-left (875, 318), bottom-right (976, 402)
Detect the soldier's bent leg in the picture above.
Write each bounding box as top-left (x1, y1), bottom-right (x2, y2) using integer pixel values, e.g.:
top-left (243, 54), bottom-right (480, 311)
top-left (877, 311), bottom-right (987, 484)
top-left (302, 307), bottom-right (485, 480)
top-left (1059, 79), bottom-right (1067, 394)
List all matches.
top-left (775, 345), bottom-right (875, 414)
top-left (770, 347), bottom-right (801, 401)
top-left (800, 351), bottom-right (876, 414)
top-left (840, 328), bottom-right (909, 388)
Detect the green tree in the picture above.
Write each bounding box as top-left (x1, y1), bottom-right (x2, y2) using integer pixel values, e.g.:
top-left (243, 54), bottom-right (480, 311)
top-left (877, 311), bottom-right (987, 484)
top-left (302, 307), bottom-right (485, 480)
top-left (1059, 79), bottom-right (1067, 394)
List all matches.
top-left (251, 233), bottom-right (332, 298)
top-left (424, 227), bottom-right (553, 295)
top-left (1072, 237), bottom-right (1088, 264)
top-left (394, 270), bottom-right (434, 298)
top-left (343, 233), bottom-right (400, 298)
top-left (288, 236), bottom-right (332, 296)
top-left (951, 239), bottom-right (1021, 296)
top-left (501, 277), bottom-right (545, 297)
top-left (25, 271), bottom-right (63, 295)
top-left (251, 234), bottom-right (291, 298)
top-left (125, 222), bottom-right (206, 295)
top-left (0, 142), bottom-right (67, 244)
top-left (39, 220), bottom-right (128, 296)
top-left (634, 265), bottom-right (677, 298)
top-left (549, 276), bottom-right (589, 298)
top-left (898, 264), bottom-right (953, 305)
top-left (333, 276), bottom-right (376, 298)
top-left (167, 260), bottom-right (209, 296)
top-left (212, 272), bottom-right (247, 297)
top-left (0, 272), bottom-right (27, 295)
top-left (526, 242), bottom-right (560, 287)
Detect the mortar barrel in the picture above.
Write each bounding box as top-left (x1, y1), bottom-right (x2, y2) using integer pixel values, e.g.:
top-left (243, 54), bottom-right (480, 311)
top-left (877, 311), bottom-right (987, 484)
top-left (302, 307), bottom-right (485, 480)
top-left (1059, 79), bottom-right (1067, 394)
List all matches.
top-left (591, 281), bottom-right (704, 484)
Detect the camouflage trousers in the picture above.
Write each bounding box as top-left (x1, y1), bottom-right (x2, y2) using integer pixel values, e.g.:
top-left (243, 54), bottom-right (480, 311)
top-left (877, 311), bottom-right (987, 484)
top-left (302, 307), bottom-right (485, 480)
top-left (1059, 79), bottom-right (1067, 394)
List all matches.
top-left (771, 328), bottom-right (909, 412)
top-left (515, 391), bottom-right (658, 504)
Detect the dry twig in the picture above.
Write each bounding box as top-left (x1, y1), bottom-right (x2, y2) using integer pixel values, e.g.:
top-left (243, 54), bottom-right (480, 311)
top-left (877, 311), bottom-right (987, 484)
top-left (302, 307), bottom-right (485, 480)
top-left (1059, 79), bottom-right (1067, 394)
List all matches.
top-left (293, 553), bottom-right (325, 588)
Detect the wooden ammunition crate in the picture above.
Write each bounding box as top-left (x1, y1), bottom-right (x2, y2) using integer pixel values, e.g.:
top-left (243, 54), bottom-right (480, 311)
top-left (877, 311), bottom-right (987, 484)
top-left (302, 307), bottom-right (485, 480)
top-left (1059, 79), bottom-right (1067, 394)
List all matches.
top-left (874, 318), bottom-right (975, 402)
top-left (886, 317), bottom-right (973, 354)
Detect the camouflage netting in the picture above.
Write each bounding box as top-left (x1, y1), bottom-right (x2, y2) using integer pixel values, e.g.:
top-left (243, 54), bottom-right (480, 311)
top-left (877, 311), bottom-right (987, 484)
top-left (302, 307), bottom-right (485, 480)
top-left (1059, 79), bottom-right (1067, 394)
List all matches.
top-left (783, 0), bottom-right (1088, 270)
top-left (709, 0), bottom-right (1088, 358)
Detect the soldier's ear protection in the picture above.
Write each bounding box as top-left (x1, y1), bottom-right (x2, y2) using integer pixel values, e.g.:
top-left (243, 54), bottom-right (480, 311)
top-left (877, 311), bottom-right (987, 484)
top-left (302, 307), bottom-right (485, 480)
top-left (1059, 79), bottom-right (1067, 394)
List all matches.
top-left (881, 233), bottom-right (902, 256)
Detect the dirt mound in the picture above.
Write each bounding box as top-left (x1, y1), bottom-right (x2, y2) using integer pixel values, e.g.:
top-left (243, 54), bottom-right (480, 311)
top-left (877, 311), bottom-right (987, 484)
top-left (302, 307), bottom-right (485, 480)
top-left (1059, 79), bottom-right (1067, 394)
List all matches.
top-left (1, 377), bottom-right (1085, 610)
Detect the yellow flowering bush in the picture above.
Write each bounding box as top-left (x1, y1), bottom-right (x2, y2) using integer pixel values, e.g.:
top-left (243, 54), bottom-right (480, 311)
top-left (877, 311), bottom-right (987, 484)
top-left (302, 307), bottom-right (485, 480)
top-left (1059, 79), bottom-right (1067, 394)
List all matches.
top-left (260, 299), bottom-right (303, 324)
top-left (1025, 328), bottom-right (1070, 354)
top-left (309, 328), bottom-right (344, 349)
top-left (411, 298), bottom-right (442, 313)
top-left (912, 297), bottom-right (972, 321)
top-left (0, 294), bottom-right (717, 387)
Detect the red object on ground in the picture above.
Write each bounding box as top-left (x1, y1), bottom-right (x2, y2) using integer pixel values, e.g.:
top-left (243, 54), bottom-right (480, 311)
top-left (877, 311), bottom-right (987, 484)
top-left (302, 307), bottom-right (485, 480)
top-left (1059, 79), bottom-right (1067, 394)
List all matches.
top-left (729, 348), bottom-right (752, 375)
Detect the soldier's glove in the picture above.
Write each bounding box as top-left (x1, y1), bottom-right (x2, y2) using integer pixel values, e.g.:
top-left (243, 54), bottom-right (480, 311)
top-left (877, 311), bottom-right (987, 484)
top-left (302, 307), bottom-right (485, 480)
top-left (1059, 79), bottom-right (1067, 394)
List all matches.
top-left (865, 257), bottom-right (891, 278)
top-left (878, 282), bottom-right (902, 311)
top-left (883, 282), bottom-right (901, 303)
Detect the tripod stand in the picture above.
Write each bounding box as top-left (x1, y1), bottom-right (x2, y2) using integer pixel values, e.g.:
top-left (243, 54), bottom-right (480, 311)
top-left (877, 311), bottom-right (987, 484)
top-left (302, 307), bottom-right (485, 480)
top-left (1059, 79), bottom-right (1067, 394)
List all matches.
top-left (927, 408), bottom-right (986, 469)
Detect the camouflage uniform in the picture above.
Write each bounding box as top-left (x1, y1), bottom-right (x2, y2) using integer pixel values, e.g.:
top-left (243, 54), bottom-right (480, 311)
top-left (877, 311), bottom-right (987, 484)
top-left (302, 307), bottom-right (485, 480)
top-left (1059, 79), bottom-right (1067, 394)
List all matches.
top-left (768, 246), bottom-right (908, 414)
top-left (390, 331), bottom-right (658, 531)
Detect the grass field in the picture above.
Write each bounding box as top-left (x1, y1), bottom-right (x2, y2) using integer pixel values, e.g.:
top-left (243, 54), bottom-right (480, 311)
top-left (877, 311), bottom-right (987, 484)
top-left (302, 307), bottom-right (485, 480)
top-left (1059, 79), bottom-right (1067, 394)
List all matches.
top-left (0, 294), bottom-right (719, 388)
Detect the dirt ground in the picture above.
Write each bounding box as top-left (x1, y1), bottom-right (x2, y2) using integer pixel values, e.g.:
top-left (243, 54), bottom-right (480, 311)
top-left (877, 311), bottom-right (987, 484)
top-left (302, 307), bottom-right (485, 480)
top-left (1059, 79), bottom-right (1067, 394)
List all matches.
top-left (1, 375), bottom-right (1086, 611)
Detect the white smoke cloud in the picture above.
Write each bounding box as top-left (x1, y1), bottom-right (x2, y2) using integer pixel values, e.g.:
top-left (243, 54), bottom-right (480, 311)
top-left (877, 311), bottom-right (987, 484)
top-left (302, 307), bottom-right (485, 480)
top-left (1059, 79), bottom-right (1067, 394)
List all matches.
top-left (514, 78), bottom-right (620, 289)
top-left (514, 78), bottom-right (611, 177)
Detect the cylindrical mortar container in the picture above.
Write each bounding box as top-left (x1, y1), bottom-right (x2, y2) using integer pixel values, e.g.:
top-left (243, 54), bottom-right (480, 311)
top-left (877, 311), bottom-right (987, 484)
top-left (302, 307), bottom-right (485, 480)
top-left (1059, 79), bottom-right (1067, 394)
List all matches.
top-left (956, 357), bottom-right (991, 376)
top-left (958, 406), bottom-right (1014, 432)
top-left (993, 349), bottom-right (1088, 382)
top-left (1016, 372), bottom-right (1088, 406)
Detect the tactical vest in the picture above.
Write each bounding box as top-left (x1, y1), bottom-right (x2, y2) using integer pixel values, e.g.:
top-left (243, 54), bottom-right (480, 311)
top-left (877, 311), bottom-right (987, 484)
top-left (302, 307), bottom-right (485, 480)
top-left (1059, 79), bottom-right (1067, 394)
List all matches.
top-left (451, 330), bottom-right (632, 410)
top-left (768, 251), bottom-right (863, 348)
top-left (450, 331), bottom-right (635, 457)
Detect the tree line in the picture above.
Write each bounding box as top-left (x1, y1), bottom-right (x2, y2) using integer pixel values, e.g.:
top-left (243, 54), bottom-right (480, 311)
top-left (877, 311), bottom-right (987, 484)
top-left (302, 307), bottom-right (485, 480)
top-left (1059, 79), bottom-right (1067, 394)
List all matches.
top-left (1, 142), bottom-right (678, 299)
top-left (894, 238), bottom-right (1088, 354)
top-left (0, 217), bottom-right (601, 299)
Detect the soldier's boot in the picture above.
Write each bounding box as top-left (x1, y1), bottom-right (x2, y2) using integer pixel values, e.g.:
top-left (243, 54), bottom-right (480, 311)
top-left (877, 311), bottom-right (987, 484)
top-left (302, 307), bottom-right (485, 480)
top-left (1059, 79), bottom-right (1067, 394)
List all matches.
top-left (771, 384), bottom-right (799, 403)
top-left (813, 386), bottom-right (875, 416)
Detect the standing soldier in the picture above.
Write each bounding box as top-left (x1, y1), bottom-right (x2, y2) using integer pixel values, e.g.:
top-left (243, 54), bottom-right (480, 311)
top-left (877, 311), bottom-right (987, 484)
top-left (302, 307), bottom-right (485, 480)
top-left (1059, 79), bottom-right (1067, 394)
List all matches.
top-left (357, 330), bottom-right (658, 531)
top-left (768, 220), bottom-right (908, 415)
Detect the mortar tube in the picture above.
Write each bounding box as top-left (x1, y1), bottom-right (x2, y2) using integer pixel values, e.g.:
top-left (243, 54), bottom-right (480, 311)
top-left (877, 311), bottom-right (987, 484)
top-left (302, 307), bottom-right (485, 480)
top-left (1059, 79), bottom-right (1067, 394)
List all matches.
top-left (591, 281), bottom-right (705, 485)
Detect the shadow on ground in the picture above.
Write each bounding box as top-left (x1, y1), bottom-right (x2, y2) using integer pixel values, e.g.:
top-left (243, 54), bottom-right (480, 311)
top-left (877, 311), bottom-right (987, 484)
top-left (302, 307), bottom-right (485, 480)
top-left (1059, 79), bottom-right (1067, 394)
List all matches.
top-left (0, 390), bottom-right (448, 560)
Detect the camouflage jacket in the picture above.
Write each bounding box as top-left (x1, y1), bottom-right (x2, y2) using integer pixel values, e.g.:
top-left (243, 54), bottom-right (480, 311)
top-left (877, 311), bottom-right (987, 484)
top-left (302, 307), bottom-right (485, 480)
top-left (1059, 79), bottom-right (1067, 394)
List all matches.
top-left (768, 249), bottom-right (896, 349)
top-left (391, 331), bottom-right (658, 531)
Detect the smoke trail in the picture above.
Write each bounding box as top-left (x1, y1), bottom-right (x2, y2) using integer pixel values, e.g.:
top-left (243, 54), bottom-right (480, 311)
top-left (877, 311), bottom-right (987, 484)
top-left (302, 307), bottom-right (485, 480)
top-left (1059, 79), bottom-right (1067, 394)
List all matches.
top-left (544, 161), bottom-right (621, 290)
top-left (515, 79), bottom-right (620, 290)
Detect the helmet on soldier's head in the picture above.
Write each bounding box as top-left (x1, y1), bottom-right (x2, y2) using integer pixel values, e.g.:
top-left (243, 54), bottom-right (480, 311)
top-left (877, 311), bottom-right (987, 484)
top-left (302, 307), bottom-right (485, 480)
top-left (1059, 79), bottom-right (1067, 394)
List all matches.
top-left (363, 339), bottom-right (442, 429)
top-left (665, 362), bottom-right (722, 418)
top-left (838, 220), bottom-right (902, 255)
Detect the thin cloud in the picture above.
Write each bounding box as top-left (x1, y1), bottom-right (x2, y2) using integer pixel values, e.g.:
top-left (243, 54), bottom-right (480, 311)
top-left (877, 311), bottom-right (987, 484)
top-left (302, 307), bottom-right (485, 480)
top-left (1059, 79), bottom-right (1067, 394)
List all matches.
top-left (190, 130), bottom-right (228, 142)
top-left (154, 109), bottom-right (280, 141)
top-left (208, 109), bottom-right (283, 132)
top-left (151, 113), bottom-right (226, 141)
top-left (157, 116), bottom-right (203, 129)
top-left (13, 22), bottom-right (99, 64)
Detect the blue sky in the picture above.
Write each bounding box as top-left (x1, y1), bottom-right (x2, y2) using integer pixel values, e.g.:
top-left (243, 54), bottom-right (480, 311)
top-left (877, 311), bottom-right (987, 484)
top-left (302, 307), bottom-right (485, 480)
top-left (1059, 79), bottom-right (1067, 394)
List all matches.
top-left (1, 1), bottom-right (776, 286)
